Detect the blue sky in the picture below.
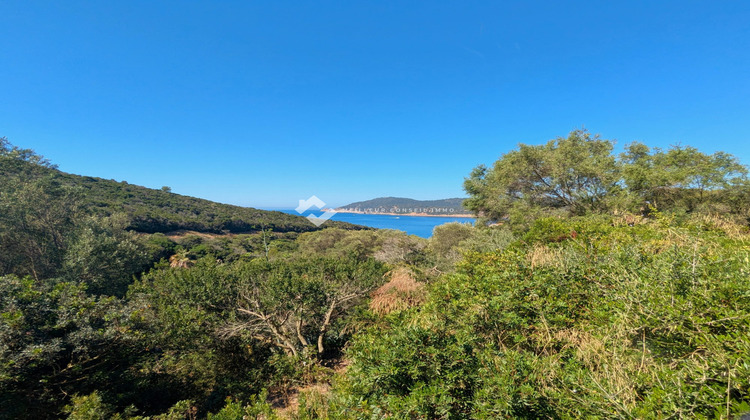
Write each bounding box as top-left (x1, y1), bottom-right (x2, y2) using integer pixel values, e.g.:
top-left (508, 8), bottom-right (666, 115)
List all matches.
top-left (2, 1), bottom-right (749, 208)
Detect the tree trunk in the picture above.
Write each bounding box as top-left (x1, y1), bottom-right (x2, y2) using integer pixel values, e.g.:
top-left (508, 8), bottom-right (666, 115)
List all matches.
top-left (296, 317), bottom-right (309, 348)
top-left (317, 299), bottom-right (338, 355)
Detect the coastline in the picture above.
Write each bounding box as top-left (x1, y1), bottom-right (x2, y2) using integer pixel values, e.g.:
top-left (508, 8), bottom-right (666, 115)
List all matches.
top-left (332, 209), bottom-right (475, 218)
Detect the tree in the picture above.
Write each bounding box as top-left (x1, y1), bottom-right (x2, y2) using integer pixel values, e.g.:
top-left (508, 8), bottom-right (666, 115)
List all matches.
top-left (63, 214), bottom-right (151, 296)
top-left (464, 129), bottom-right (621, 223)
top-left (296, 228), bottom-right (428, 265)
top-left (464, 130), bottom-right (750, 224)
top-left (428, 222), bottom-right (474, 271)
top-left (0, 137), bottom-right (55, 169)
top-left (127, 258), bottom-right (268, 411)
top-left (224, 257), bottom-right (387, 359)
top-left (0, 144), bottom-right (81, 279)
top-left (621, 142), bottom-right (748, 212)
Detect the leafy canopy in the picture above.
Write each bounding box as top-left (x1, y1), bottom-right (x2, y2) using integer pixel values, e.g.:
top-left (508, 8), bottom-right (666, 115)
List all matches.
top-left (464, 129), bottom-right (749, 224)
top-left (464, 129), bottom-right (622, 223)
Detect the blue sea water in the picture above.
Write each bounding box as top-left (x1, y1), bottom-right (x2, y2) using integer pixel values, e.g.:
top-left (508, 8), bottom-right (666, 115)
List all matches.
top-left (276, 210), bottom-right (474, 238)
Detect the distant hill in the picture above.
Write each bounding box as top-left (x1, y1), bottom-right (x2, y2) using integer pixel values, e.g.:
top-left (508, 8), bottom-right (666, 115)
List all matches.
top-left (337, 197), bottom-right (471, 216)
top-left (2, 158), bottom-right (362, 234)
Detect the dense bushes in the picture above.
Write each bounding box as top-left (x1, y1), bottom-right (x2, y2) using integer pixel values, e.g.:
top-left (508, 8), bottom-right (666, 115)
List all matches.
top-left (0, 276), bottom-right (140, 418)
top-left (4, 136), bottom-right (750, 418)
top-left (45, 214), bottom-right (749, 418)
top-left (330, 217), bottom-right (750, 418)
top-left (0, 140), bottom-right (389, 418)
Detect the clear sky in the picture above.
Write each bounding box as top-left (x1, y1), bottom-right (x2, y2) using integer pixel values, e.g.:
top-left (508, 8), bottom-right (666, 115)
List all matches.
top-left (2, 1), bottom-right (749, 208)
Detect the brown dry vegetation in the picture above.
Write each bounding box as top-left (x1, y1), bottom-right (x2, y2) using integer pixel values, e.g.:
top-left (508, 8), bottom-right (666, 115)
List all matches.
top-left (691, 213), bottom-right (750, 240)
top-left (528, 244), bottom-right (569, 269)
top-left (164, 230), bottom-right (235, 240)
top-left (611, 211), bottom-right (646, 227)
top-left (270, 383), bottom-right (330, 419)
top-left (369, 267), bottom-right (426, 315)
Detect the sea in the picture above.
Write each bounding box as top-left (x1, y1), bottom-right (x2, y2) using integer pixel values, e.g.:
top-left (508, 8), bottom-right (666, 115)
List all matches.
top-left (275, 209), bottom-right (474, 238)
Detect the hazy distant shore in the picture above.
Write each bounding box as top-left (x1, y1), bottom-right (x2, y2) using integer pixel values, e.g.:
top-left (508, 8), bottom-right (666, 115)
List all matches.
top-left (332, 209), bottom-right (475, 218)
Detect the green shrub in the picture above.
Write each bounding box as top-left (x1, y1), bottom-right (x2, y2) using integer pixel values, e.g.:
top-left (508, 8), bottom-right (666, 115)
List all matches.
top-left (336, 221), bottom-right (750, 418)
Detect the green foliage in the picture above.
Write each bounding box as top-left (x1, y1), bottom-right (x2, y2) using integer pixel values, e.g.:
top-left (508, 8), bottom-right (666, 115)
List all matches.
top-left (464, 129), bottom-right (622, 223)
top-left (206, 392), bottom-right (277, 420)
top-left (426, 222), bottom-right (475, 273)
top-left (0, 137), bottom-right (56, 173)
top-left (0, 139), bottom-right (426, 417)
top-left (2, 138), bottom-right (363, 236)
top-left (149, 400), bottom-right (197, 420)
top-left (183, 230), bottom-right (303, 263)
top-left (143, 233), bottom-right (178, 262)
top-left (621, 142), bottom-right (748, 214)
top-left (79, 177), bottom-right (343, 235)
top-left (227, 257), bottom-right (389, 358)
top-left (0, 276), bottom-right (139, 419)
top-left (64, 391), bottom-right (127, 420)
top-left (63, 171), bottom-right (366, 234)
top-left (127, 258), bottom-right (268, 412)
top-left (429, 222), bottom-right (474, 258)
top-left (0, 173), bottom-right (81, 280)
top-left (454, 225), bottom-right (515, 254)
top-left (296, 228), bottom-right (427, 265)
top-left (520, 214), bottom-right (612, 244)
top-left (1, 140), bottom-right (158, 294)
top-left (64, 214), bottom-right (152, 296)
top-left (465, 130), bottom-right (750, 224)
top-left (124, 255), bottom-right (387, 415)
top-left (344, 325), bottom-right (479, 419)
top-left (335, 219), bottom-right (750, 418)
top-left (5, 136), bottom-right (750, 419)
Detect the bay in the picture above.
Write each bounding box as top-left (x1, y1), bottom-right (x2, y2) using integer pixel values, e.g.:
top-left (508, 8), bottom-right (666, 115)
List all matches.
top-left (276, 210), bottom-right (474, 238)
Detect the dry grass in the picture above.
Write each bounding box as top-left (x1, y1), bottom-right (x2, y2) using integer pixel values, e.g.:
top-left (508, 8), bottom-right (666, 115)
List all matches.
top-left (612, 212), bottom-right (646, 227)
top-left (164, 230), bottom-right (231, 240)
top-left (528, 245), bottom-right (566, 269)
top-left (532, 325), bottom-right (644, 414)
top-left (692, 213), bottom-right (750, 240)
top-left (272, 383), bottom-right (331, 419)
top-left (370, 267), bottom-right (425, 315)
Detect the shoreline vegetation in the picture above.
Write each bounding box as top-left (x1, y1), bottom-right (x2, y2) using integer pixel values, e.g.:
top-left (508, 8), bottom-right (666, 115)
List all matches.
top-left (331, 209), bottom-right (475, 218)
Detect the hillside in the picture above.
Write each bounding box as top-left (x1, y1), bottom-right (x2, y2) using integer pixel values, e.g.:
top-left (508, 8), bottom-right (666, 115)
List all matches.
top-left (62, 173), bottom-right (367, 233)
top-left (1, 154), bottom-right (362, 235)
top-left (337, 196), bottom-right (471, 215)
